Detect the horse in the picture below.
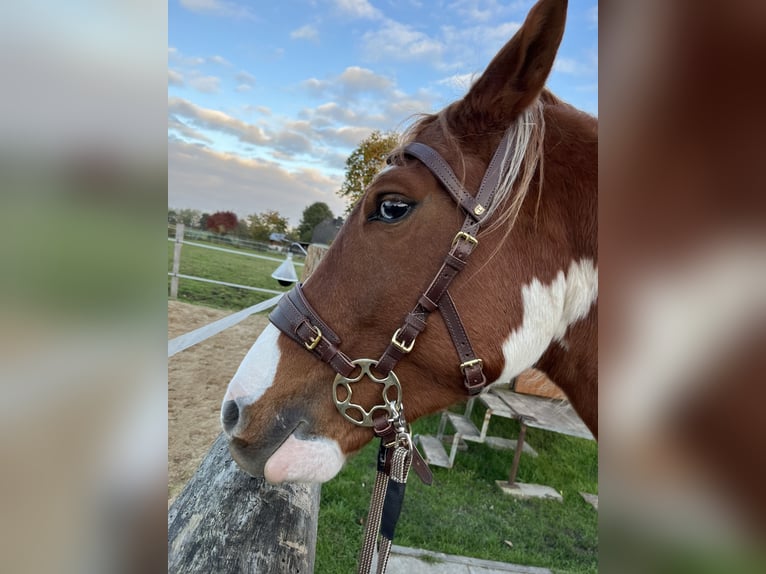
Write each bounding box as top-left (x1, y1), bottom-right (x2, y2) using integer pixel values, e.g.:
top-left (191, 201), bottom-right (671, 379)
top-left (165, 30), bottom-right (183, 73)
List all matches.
top-left (221, 0), bottom-right (597, 485)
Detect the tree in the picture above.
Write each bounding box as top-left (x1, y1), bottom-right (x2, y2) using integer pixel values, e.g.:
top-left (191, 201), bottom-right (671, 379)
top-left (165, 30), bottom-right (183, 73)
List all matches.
top-left (337, 130), bottom-right (399, 214)
top-left (248, 210), bottom-right (289, 242)
top-left (176, 208), bottom-right (203, 228)
top-left (236, 218), bottom-right (250, 238)
top-left (206, 211), bottom-right (238, 235)
top-left (297, 202), bottom-right (334, 243)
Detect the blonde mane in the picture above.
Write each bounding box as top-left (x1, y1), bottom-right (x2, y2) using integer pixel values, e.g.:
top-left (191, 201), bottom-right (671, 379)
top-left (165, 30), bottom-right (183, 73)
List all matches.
top-left (392, 95), bottom-right (547, 243)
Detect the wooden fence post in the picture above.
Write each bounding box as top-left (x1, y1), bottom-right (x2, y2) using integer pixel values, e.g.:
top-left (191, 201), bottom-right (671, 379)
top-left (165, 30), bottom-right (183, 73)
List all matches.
top-left (170, 223), bottom-right (185, 299)
top-left (301, 244), bottom-right (329, 282)
top-left (168, 245), bottom-right (325, 573)
top-left (168, 434), bottom-right (320, 573)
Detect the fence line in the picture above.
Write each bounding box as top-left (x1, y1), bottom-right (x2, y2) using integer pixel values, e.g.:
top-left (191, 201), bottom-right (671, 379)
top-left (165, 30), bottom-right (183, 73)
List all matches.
top-left (167, 273), bottom-right (285, 295)
top-left (166, 237), bottom-right (306, 266)
top-left (168, 293), bottom-right (283, 357)
top-left (168, 223), bottom-right (305, 302)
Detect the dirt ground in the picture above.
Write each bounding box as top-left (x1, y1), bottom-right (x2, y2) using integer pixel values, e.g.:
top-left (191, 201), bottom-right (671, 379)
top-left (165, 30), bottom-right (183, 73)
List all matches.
top-left (168, 300), bottom-right (270, 502)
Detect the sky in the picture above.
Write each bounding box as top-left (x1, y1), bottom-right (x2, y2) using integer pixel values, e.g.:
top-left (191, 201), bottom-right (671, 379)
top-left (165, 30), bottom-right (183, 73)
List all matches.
top-left (168, 0), bottom-right (598, 226)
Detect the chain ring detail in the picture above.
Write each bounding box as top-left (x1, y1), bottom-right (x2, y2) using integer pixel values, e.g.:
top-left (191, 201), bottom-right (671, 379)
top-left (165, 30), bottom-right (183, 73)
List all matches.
top-left (332, 359), bottom-right (402, 427)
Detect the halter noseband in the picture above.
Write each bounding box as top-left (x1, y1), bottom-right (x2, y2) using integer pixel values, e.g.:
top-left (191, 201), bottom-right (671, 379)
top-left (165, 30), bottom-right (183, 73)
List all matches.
top-left (269, 133), bottom-right (511, 429)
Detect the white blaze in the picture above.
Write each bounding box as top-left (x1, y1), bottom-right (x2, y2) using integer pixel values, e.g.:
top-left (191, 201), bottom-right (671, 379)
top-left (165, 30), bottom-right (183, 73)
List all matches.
top-left (493, 258), bottom-right (598, 384)
top-left (222, 323), bottom-right (281, 412)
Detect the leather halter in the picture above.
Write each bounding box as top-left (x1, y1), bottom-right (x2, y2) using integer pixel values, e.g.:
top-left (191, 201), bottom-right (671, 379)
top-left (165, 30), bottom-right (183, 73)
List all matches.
top-left (269, 132), bottom-right (511, 426)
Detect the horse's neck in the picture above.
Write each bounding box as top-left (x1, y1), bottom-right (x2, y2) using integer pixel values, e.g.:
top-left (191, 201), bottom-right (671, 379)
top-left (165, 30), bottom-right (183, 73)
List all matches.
top-left (530, 100), bottom-right (598, 436)
top-left (535, 303), bottom-right (598, 437)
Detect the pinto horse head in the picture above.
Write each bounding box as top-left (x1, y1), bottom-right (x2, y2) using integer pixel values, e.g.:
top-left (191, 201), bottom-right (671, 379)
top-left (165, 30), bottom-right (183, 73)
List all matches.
top-left (222, 0), bottom-right (597, 483)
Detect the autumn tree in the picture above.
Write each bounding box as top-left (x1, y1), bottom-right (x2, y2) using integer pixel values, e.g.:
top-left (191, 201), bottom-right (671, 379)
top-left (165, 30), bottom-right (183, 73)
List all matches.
top-left (206, 211), bottom-right (239, 235)
top-left (337, 130), bottom-right (399, 214)
top-left (297, 202), bottom-right (334, 243)
top-left (248, 210), bottom-right (289, 242)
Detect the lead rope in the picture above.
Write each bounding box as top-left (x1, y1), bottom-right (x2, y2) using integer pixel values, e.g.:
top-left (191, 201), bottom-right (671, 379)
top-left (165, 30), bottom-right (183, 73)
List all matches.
top-left (357, 416), bottom-right (415, 574)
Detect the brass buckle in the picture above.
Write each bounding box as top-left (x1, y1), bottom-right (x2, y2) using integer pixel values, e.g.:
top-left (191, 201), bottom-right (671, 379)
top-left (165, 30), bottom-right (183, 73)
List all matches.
top-left (391, 328), bottom-right (415, 353)
top-left (459, 358), bottom-right (483, 371)
top-left (452, 231), bottom-right (478, 248)
top-left (304, 324), bottom-right (323, 350)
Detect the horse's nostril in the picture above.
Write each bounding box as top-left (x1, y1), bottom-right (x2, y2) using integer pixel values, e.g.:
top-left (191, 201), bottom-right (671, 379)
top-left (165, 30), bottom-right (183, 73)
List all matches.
top-left (221, 400), bottom-right (240, 432)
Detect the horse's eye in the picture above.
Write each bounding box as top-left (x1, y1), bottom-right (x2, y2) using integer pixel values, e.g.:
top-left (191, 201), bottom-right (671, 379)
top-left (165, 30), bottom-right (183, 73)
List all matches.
top-left (376, 199), bottom-right (413, 223)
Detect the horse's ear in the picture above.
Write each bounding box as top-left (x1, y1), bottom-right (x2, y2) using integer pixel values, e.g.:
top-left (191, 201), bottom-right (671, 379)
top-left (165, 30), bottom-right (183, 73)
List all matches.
top-left (449, 0), bottom-right (567, 132)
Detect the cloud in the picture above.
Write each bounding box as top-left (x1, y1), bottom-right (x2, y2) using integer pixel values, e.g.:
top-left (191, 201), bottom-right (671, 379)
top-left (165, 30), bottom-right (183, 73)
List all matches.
top-left (168, 138), bottom-right (345, 224)
top-left (447, 0), bottom-right (522, 23)
top-left (290, 24), bottom-right (319, 42)
top-left (236, 71), bottom-right (256, 85)
top-left (439, 21), bottom-right (520, 69)
top-left (178, 0), bottom-right (255, 20)
top-left (168, 69), bottom-right (184, 87)
top-left (338, 66), bottom-right (393, 94)
top-left (437, 72), bottom-right (476, 93)
top-left (168, 46), bottom-right (204, 67)
top-left (168, 115), bottom-right (213, 144)
top-left (179, 0), bottom-right (220, 10)
top-left (168, 46), bottom-right (231, 70)
top-left (234, 70), bottom-right (256, 92)
top-left (334, 0), bottom-right (382, 20)
top-left (209, 55), bottom-right (232, 66)
top-left (301, 66), bottom-right (393, 98)
top-left (296, 65), bottom-right (434, 139)
top-left (320, 125), bottom-right (374, 148)
top-left (362, 20), bottom-right (444, 62)
top-left (169, 97), bottom-right (270, 145)
top-left (169, 97), bottom-right (324, 158)
top-left (188, 74), bottom-right (221, 93)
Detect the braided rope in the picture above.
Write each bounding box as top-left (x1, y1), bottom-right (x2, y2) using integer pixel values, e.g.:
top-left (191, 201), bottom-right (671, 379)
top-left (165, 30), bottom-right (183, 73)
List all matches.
top-left (357, 445), bottom-right (413, 574)
top-left (357, 469), bottom-right (388, 573)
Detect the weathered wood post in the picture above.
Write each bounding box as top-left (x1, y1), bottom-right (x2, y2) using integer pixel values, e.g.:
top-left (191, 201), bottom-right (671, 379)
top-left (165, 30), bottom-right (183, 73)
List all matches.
top-left (168, 246), bottom-right (327, 573)
top-left (170, 223), bottom-right (184, 299)
top-left (168, 434), bottom-right (320, 573)
top-left (301, 244), bottom-right (329, 281)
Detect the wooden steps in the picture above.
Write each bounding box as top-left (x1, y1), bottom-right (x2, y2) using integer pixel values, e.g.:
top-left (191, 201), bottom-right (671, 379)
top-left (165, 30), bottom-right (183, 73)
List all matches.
top-left (417, 434), bottom-right (451, 468)
top-left (443, 412), bottom-right (481, 442)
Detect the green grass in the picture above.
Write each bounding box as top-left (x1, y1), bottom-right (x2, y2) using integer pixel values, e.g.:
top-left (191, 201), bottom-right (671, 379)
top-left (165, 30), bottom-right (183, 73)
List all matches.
top-left (167, 239), bottom-right (303, 309)
top-left (315, 405), bottom-right (598, 574)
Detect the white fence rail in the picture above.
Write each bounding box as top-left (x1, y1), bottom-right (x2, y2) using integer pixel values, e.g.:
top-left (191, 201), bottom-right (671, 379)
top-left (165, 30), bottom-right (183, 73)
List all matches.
top-left (167, 224), bottom-right (303, 302)
top-left (166, 237), bottom-right (305, 266)
top-left (168, 293), bottom-right (283, 357)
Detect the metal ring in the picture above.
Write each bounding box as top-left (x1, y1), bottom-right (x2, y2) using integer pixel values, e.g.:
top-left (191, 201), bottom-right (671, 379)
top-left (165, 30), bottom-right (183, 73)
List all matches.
top-left (332, 359), bottom-right (402, 427)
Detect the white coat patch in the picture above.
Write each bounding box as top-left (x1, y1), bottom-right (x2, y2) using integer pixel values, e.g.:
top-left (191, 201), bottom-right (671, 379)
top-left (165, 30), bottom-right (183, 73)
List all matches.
top-left (493, 258), bottom-right (598, 384)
